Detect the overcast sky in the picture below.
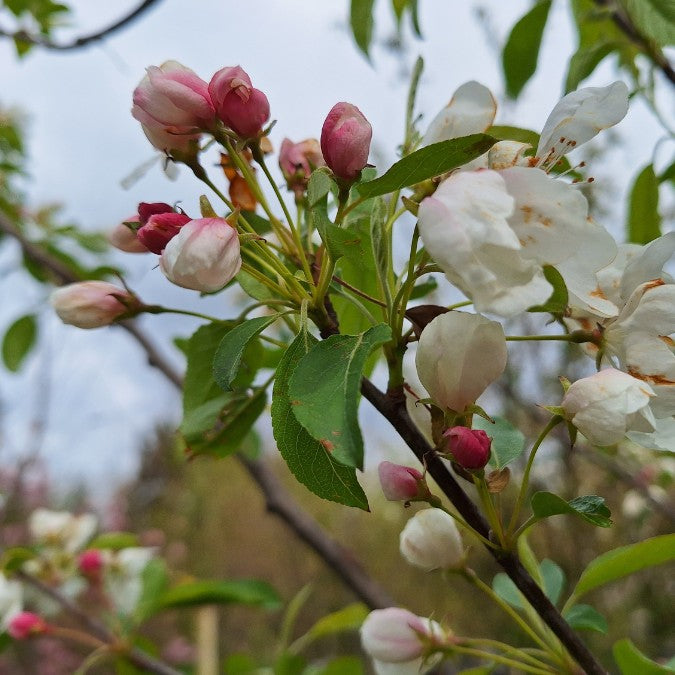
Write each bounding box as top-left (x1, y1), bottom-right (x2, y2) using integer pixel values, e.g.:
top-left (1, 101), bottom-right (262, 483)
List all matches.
top-left (1, 0), bottom-right (670, 496)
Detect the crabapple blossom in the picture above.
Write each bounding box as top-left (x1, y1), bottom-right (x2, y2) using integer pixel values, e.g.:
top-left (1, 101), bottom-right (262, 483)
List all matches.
top-left (399, 508), bottom-right (464, 571)
top-left (415, 311), bottom-right (507, 413)
top-left (360, 607), bottom-right (446, 662)
top-left (443, 426), bottom-right (491, 470)
top-left (378, 462), bottom-right (428, 502)
top-left (50, 282), bottom-right (135, 329)
top-left (561, 369), bottom-right (656, 446)
top-left (160, 217), bottom-right (242, 292)
top-left (29, 509), bottom-right (97, 554)
top-left (0, 573), bottom-right (23, 631)
top-left (105, 548), bottom-right (156, 615)
top-left (320, 102), bottom-right (372, 182)
top-left (132, 61), bottom-right (215, 152)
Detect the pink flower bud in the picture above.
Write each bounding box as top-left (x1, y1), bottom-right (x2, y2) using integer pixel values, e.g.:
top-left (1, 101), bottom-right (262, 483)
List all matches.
top-left (443, 426), bottom-right (491, 470)
top-left (279, 138), bottom-right (325, 196)
top-left (360, 608), bottom-right (446, 662)
top-left (378, 462), bottom-right (427, 501)
top-left (108, 215), bottom-right (148, 253)
top-left (137, 212), bottom-right (190, 254)
top-left (50, 282), bottom-right (136, 329)
top-left (320, 102), bottom-right (372, 182)
top-left (209, 66), bottom-right (270, 138)
top-left (138, 202), bottom-right (174, 225)
top-left (78, 549), bottom-right (105, 580)
top-left (8, 612), bottom-right (48, 640)
top-left (160, 217), bottom-right (242, 292)
top-left (132, 61), bottom-right (215, 152)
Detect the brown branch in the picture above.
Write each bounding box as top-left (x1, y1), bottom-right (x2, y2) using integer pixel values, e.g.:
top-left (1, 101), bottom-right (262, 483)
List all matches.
top-left (17, 572), bottom-right (181, 675)
top-left (0, 211), bottom-right (393, 611)
top-left (0, 0), bottom-right (163, 51)
top-left (360, 379), bottom-right (607, 675)
top-left (593, 0), bottom-right (675, 86)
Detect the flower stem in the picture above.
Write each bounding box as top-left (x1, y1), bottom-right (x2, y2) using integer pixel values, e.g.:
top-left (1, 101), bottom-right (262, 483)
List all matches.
top-left (442, 644), bottom-right (554, 674)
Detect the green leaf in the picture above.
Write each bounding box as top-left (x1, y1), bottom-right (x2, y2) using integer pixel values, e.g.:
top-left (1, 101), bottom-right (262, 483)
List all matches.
top-left (153, 579), bottom-right (281, 611)
top-left (2, 314), bottom-right (37, 372)
top-left (563, 604), bottom-right (608, 633)
top-left (311, 657), bottom-right (365, 675)
top-left (628, 164), bottom-right (661, 244)
top-left (307, 169), bottom-right (336, 207)
top-left (540, 559), bottom-right (565, 606)
top-left (356, 135), bottom-right (497, 199)
top-left (271, 333), bottom-right (369, 510)
top-left (572, 533), bottom-right (675, 600)
top-left (531, 492), bottom-right (612, 527)
top-left (275, 653), bottom-right (306, 675)
top-left (350, 0), bottom-right (376, 57)
top-left (502, 0), bottom-right (552, 98)
top-left (613, 638), bottom-right (675, 674)
top-left (659, 160), bottom-right (675, 186)
top-left (135, 559), bottom-right (169, 622)
top-left (565, 41), bottom-right (619, 92)
top-left (623, 0), bottom-right (675, 46)
top-left (237, 269), bottom-right (276, 301)
top-left (88, 532), bottom-right (139, 551)
top-left (305, 602), bottom-right (369, 642)
top-left (528, 265), bottom-right (569, 315)
top-left (473, 416), bottom-right (525, 470)
top-left (222, 654), bottom-right (258, 674)
top-left (213, 316), bottom-right (279, 391)
top-left (492, 573), bottom-right (524, 609)
top-left (409, 276), bottom-right (437, 300)
top-left (288, 324), bottom-right (392, 469)
top-left (1, 547), bottom-right (35, 572)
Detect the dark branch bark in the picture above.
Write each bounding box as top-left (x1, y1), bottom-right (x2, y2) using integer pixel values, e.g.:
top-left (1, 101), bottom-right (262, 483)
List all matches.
top-left (17, 572), bottom-right (181, 675)
top-left (360, 379), bottom-right (607, 675)
top-left (0, 0), bottom-right (163, 51)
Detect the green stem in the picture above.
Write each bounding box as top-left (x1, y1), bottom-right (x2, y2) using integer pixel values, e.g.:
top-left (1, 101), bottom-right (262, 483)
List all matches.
top-left (462, 569), bottom-right (564, 663)
top-left (447, 300), bottom-right (472, 310)
top-left (473, 475), bottom-right (506, 548)
top-left (392, 225), bottom-right (421, 339)
top-left (460, 638), bottom-right (558, 671)
top-left (442, 644), bottom-right (554, 674)
top-left (143, 306), bottom-right (223, 323)
top-left (507, 416), bottom-right (563, 542)
top-left (435, 505), bottom-right (497, 549)
top-left (505, 333), bottom-right (592, 343)
top-left (236, 300), bottom-right (296, 321)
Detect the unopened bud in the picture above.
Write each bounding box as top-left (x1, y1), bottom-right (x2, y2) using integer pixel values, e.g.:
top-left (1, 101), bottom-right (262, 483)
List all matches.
top-left (399, 508), bottom-right (464, 571)
top-left (137, 212), bottom-right (190, 254)
top-left (50, 282), bottom-right (137, 329)
top-left (108, 215), bottom-right (148, 253)
top-left (320, 102), bottom-right (372, 182)
top-left (138, 202), bottom-right (174, 225)
top-left (78, 549), bottom-right (106, 580)
top-left (443, 426), bottom-right (491, 470)
top-left (360, 607), bottom-right (446, 662)
top-left (378, 462), bottom-right (429, 502)
top-left (8, 612), bottom-right (48, 640)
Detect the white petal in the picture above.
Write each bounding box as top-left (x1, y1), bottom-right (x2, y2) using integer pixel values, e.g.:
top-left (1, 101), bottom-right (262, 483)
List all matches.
top-left (628, 416), bottom-right (675, 452)
top-left (620, 231), bottom-right (675, 300)
top-left (537, 81), bottom-right (629, 162)
top-left (423, 81), bottom-right (496, 146)
top-left (488, 141), bottom-right (531, 170)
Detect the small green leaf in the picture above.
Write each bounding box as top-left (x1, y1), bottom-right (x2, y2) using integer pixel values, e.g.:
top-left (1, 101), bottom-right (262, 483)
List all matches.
top-left (502, 0), bottom-right (553, 98)
top-left (289, 324), bottom-right (392, 469)
top-left (531, 492), bottom-right (612, 527)
top-left (489, 125), bottom-right (539, 148)
top-left (628, 164), bottom-right (661, 244)
top-left (528, 265), bottom-right (568, 315)
top-left (88, 532), bottom-right (139, 551)
top-left (565, 41), bottom-right (618, 92)
top-left (2, 314), bottom-right (37, 372)
top-left (613, 638), bottom-right (675, 674)
top-left (1, 547), bottom-right (35, 572)
top-left (305, 603), bottom-right (370, 642)
top-left (659, 160), bottom-right (675, 186)
top-left (369, 197), bottom-right (392, 307)
top-left (492, 573), bottom-right (524, 609)
top-left (271, 333), bottom-right (369, 510)
top-left (563, 604), bottom-right (608, 633)
top-left (135, 559), bottom-right (169, 622)
top-left (153, 579), bottom-right (281, 611)
top-left (356, 135), bottom-right (497, 199)
top-left (350, 0), bottom-right (376, 57)
top-left (473, 416), bottom-right (525, 470)
top-left (314, 656), bottom-right (365, 675)
top-left (213, 316), bottom-right (279, 391)
top-left (409, 277), bottom-right (438, 299)
top-left (307, 169), bottom-right (337, 207)
top-left (572, 534), bottom-right (675, 600)
top-left (540, 559), bottom-right (565, 606)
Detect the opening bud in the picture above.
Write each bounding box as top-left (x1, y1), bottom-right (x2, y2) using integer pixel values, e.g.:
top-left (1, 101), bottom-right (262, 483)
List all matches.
top-left (443, 426), bottom-right (492, 470)
top-left (279, 138), bottom-right (325, 197)
top-left (137, 212), bottom-right (190, 254)
top-left (399, 508), bottom-right (465, 571)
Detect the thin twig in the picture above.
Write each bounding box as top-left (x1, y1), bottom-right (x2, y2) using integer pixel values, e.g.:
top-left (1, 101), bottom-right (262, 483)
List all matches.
top-left (0, 0), bottom-right (163, 51)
